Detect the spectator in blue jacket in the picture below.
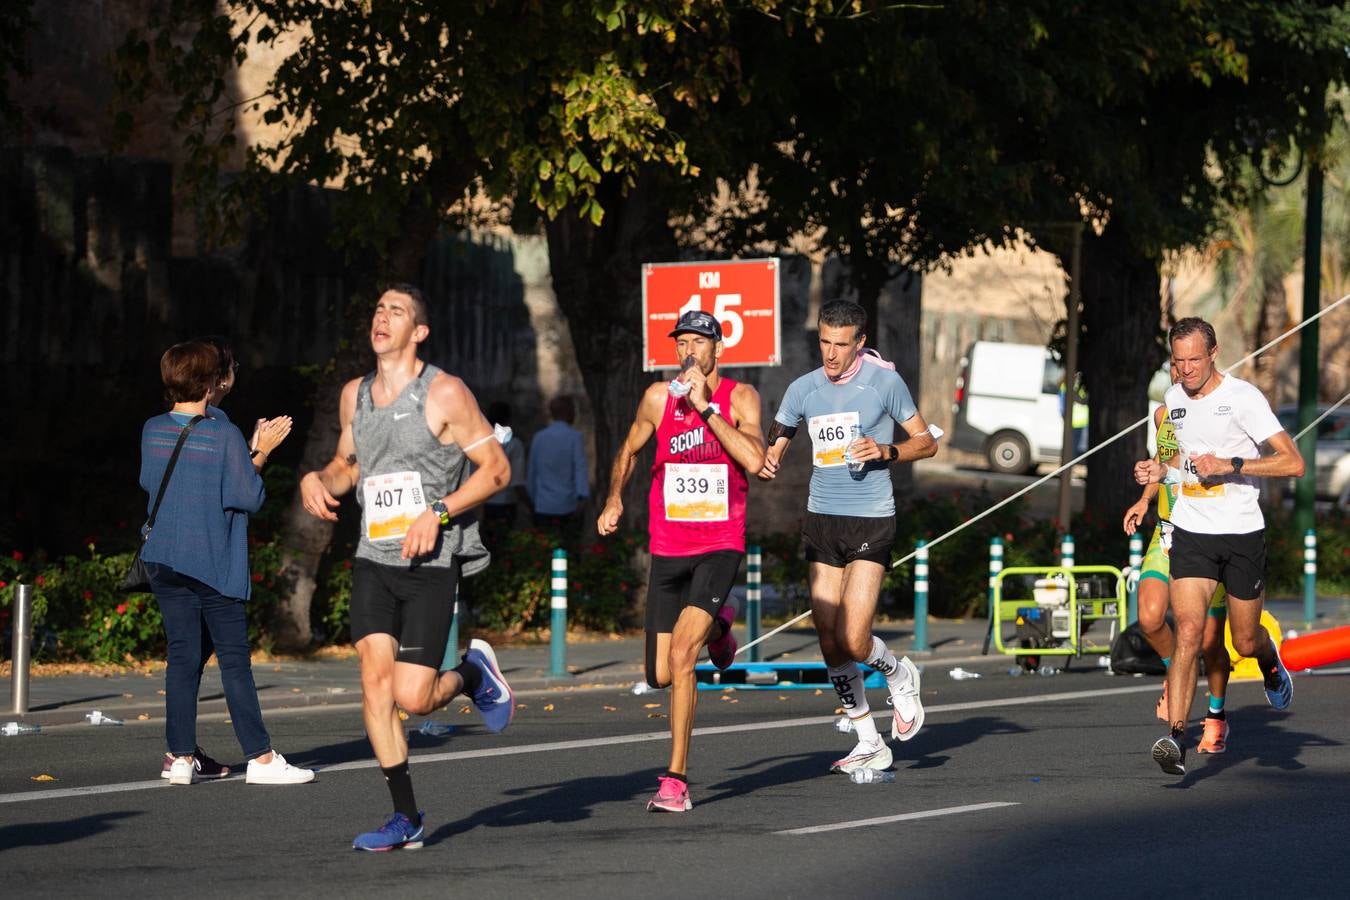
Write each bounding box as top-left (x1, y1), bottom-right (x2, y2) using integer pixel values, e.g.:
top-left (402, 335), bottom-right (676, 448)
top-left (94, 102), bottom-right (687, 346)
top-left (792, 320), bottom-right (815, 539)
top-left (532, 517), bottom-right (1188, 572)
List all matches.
top-left (527, 395), bottom-right (590, 544)
top-left (140, 340), bottom-right (313, 787)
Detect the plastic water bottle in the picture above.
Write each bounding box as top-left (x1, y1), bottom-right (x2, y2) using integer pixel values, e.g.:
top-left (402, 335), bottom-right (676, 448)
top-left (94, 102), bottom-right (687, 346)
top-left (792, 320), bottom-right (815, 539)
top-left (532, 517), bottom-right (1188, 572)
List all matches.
top-left (417, 720), bottom-right (455, 737)
top-left (948, 667), bottom-right (982, 680)
top-left (1007, 667), bottom-right (1026, 677)
top-left (86, 710), bottom-right (124, 726)
top-left (2, 722), bottom-right (41, 736)
top-left (834, 715), bottom-right (854, 733)
top-left (1036, 665), bottom-right (1058, 677)
top-left (844, 424), bottom-right (866, 474)
top-left (667, 356), bottom-right (696, 397)
top-left (849, 768), bottom-right (896, 784)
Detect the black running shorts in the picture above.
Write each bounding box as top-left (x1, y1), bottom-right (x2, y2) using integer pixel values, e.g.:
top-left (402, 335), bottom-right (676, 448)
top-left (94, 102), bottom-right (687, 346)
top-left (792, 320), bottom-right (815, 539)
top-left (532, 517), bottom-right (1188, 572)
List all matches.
top-left (802, 511), bottom-right (895, 568)
top-left (350, 558), bottom-right (458, 669)
top-left (645, 550), bottom-right (742, 634)
top-left (1169, 527), bottom-right (1266, 601)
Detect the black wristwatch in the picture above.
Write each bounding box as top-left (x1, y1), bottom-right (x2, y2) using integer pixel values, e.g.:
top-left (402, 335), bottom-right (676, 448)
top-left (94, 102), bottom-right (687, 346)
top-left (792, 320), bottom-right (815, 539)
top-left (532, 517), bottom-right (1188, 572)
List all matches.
top-left (430, 500), bottom-right (450, 526)
top-left (1230, 456), bottom-right (1244, 475)
top-left (884, 444), bottom-right (897, 463)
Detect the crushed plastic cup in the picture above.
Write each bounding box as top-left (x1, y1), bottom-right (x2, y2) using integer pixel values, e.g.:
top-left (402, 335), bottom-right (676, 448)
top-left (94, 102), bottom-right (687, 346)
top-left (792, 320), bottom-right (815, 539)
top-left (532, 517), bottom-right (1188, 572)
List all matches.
top-left (2, 722), bottom-right (41, 737)
top-left (85, 710), bottom-right (124, 726)
top-left (417, 720), bottom-right (455, 737)
top-left (948, 667), bottom-right (982, 680)
top-left (834, 715), bottom-right (854, 733)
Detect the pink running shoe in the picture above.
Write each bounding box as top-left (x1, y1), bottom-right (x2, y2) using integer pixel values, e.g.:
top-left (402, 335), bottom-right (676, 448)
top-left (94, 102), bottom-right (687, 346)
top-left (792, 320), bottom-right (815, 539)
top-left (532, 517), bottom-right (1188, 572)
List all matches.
top-left (706, 603), bottom-right (738, 670)
top-left (646, 776), bottom-right (692, 812)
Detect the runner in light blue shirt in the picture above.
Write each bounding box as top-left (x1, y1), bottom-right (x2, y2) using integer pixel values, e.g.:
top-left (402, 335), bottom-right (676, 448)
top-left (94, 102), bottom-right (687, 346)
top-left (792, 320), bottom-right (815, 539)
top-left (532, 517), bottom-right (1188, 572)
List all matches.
top-left (758, 299), bottom-right (939, 778)
top-left (774, 352), bottom-right (918, 518)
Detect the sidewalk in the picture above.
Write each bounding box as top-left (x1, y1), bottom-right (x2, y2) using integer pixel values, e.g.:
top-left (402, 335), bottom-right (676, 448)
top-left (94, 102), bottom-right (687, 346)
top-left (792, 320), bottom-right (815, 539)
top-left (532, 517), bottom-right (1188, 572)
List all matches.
top-left (3, 618), bottom-right (996, 727)
top-left (5, 598), bottom-right (1347, 727)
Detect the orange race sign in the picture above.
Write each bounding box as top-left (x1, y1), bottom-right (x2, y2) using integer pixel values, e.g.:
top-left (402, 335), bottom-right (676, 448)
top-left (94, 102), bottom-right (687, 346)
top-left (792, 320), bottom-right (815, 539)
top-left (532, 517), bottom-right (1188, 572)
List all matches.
top-left (642, 258), bottom-right (781, 370)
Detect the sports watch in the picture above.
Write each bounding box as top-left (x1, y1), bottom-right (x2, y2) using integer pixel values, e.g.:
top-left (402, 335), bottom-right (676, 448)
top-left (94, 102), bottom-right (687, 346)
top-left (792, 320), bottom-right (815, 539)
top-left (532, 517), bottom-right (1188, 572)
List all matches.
top-left (1230, 456), bottom-right (1244, 475)
top-left (430, 499), bottom-right (450, 526)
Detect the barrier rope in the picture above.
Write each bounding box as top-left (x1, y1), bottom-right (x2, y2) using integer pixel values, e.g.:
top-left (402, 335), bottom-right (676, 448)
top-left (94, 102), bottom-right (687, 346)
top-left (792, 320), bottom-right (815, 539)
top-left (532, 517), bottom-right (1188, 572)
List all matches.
top-left (734, 292), bottom-right (1350, 658)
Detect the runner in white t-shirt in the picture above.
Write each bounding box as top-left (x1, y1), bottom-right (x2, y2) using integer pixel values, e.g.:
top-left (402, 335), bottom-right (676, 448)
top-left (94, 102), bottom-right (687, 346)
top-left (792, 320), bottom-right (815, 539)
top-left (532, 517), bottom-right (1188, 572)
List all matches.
top-left (1133, 317), bottom-right (1305, 777)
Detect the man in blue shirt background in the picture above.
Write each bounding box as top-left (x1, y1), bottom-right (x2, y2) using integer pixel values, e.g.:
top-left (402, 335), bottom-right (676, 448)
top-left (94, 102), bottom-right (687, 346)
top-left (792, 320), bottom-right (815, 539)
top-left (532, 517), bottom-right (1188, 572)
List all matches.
top-left (528, 395), bottom-right (591, 542)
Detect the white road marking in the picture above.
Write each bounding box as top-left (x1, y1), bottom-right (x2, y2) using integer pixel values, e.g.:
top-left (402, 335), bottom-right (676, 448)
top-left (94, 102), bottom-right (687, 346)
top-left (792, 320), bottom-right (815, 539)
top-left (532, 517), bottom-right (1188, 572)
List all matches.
top-left (0, 682), bottom-right (1163, 806)
top-left (776, 801), bottom-right (1020, 835)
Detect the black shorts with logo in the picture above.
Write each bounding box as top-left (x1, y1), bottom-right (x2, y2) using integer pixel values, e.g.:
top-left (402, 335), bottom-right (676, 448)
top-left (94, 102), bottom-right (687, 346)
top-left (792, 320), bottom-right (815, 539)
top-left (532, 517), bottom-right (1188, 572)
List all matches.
top-left (350, 558), bottom-right (458, 669)
top-left (1169, 527), bottom-right (1266, 601)
top-left (802, 511), bottom-right (896, 568)
top-left (645, 550), bottom-right (742, 633)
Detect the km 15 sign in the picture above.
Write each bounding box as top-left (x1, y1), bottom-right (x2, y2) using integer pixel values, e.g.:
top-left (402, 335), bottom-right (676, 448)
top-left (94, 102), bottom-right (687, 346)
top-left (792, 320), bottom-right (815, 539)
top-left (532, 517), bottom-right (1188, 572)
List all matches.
top-left (642, 258), bottom-right (781, 370)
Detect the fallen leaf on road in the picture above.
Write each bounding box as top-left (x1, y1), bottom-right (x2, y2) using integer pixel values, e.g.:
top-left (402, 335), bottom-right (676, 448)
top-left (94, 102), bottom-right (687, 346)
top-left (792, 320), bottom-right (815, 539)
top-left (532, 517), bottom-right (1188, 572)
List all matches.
top-left (223, 719), bottom-right (231, 725)
top-left (31, 774), bottom-right (56, 782)
top-left (291, 687), bottom-right (301, 693)
top-left (647, 713), bottom-right (667, 719)
top-left (397, 710), bottom-right (409, 720)
top-left (603, 705), bottom-right (617, 712)
top-left (137, 713), bottom-right (150, 720)
top-left (814, 689), bottom-right (823, 695)
top-left (517, 703), bottom-right (528, 710)
top-left (778, 696), bottom-right (788, 701)
top-left (459, 706), bottom-right (471, 714)
top-left (834, 707), bottom-right (845, 714)
top-left (642, 703), bottom-right (662, 709)
top-left (156, 689), bottom-right (166, 696)
top-left (121, 692), bottom-right (134, 699)
top-left (543, 704), bottom-right (554, 712)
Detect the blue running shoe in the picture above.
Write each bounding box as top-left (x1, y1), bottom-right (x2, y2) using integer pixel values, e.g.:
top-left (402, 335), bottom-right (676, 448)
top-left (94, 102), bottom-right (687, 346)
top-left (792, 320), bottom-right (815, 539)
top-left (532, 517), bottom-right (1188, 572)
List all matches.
top-left (1263, 644), bottom-right (1294, 710)
top-left (352, 812), bottom-right (424, 852)
top-left (465, 638), bottom-right (514, 733)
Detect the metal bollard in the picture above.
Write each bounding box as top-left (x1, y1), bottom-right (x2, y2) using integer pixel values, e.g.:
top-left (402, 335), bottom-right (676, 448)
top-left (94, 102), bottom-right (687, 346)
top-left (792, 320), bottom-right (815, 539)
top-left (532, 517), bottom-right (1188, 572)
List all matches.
top-left (440, 586), bottom-right (460, 672)
top-left (550, 549), bottom-right (568, 677)
top-left (1303, 529), bottom-right (1317, 630)
top-left (987, 535), bottom-right (1003, 622)
top-left (11, 583), bottom-right (32, 715)
top-left (1060, 533), bottom-right (1075, 569)
top-left (1127, 531), bottom-right (1143, 625)
top-left (746, 545), bottom-right (762, 663)
top-left (913, 540), bottom-right (929, 652)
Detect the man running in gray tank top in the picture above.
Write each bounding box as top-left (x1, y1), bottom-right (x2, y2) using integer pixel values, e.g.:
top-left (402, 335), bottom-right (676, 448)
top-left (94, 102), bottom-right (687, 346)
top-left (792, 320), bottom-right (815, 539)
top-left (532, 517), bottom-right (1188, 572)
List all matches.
top-left (300, 284), bottom-right (514, 851)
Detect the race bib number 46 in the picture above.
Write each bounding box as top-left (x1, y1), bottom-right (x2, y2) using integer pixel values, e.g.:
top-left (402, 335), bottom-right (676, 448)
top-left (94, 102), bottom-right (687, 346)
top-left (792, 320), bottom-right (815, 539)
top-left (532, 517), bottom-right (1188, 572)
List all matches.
top-left (363, 471), bottom-right (427, 541)
top-left (663, 463), bottom-right (729, 521)
top-left (808, 411), bottom-right (859, 468)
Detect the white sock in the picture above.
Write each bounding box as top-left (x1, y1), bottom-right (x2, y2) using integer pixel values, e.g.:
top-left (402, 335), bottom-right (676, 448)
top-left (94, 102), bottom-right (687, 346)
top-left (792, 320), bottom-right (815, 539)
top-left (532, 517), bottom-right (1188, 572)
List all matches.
top-left (828, 663), bottom-right (869, 712)
top-left (851, 712), bottom-right (881, 744)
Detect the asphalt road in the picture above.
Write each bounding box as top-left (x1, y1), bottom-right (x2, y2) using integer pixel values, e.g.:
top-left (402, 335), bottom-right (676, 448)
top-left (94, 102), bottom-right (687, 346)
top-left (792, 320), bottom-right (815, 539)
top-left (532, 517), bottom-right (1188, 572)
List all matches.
top-left (3, 663), bottom-right (1348, 899)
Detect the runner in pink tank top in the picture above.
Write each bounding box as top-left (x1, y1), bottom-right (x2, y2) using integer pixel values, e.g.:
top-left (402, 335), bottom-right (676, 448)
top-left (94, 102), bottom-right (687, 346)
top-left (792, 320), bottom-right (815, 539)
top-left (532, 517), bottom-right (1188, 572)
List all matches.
top-left (597, 309), bottom-right (766, 813)
top-left (648, 377), bottom-right (749, 557)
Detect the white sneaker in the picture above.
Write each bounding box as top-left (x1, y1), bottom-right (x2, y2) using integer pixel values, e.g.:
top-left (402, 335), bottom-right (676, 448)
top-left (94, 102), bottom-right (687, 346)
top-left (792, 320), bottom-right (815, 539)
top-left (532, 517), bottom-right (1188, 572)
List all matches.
top-left (168, 755), bottom-right (198, 786)
top-left (888, 656), bottom-right (925, 742)
top-left (245, 751), bottom-right (315, 785)
top-left (830, 738), bottom-right (893, 774)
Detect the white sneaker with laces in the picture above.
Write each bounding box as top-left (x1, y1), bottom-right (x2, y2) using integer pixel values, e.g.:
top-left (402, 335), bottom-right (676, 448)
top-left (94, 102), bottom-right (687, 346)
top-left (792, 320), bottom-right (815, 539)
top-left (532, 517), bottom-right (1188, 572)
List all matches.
top-left (830, 737), bottom-right (893, 774)
top-left (245, 751), bottom-right (316, 785)
top-left (168, 755), bottom-right (198, 786)
top-left (888, 656), bottom-right (925, 742)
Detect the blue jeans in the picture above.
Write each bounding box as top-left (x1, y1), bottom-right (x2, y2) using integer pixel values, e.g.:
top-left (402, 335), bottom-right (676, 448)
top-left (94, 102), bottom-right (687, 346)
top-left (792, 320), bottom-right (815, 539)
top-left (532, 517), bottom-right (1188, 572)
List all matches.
top-left (147, 563), bottom-right (271, 759)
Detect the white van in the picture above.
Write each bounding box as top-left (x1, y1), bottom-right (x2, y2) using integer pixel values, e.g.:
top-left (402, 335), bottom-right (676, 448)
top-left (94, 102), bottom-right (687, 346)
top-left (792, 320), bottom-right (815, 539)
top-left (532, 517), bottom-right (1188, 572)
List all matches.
top-left (950, 341), bottom-right (1083, 474)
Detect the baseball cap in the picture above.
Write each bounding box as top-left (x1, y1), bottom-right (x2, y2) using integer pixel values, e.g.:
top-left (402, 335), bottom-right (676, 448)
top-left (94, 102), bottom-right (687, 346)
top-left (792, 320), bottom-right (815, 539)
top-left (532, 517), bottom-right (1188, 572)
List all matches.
top-left (668, 310), bottom-right (723, 341)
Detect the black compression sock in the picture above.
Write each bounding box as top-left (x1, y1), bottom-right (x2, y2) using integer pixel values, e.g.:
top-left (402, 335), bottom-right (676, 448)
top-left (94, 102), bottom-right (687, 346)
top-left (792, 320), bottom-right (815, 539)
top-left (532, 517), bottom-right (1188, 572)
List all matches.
top-left (453, 659), bottom-right (483, 696)
top-left (381, 761), bottom-right (420, 825)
